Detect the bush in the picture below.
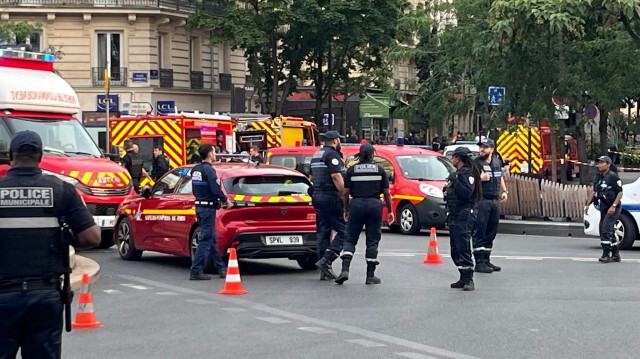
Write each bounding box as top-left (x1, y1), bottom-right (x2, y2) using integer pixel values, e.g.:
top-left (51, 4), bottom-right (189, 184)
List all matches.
top-left (586, 141), bottom-right (601, 161)
top-left (621, 149), bottom-right (640, 168)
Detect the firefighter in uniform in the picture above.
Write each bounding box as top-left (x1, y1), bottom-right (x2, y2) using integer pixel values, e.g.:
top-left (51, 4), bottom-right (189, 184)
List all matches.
top-left (585, 156), bottom-right (623, 263)
top-left (189, 144), bottom-right (232, 280)
top-left (473, 138), bottom-right (507, 273)
top-left (312, 130), bottom-right (347, 280)
top-left (446, 147), bottom-right (482, 291)
top-left (335, 143), bottom-right (394, 285)
top-left (121, 139), bottom-right (144, 193)
top-left (0, 131), bottom-right (101, 359)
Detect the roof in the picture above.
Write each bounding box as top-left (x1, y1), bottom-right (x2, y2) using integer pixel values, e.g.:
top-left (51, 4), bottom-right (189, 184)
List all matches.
top-left (178, 162), bottom-right (308, 178)
top-left (268, 144), bottom-right (443, 157)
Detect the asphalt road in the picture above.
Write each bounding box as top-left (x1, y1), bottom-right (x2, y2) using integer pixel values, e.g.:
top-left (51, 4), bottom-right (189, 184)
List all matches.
top-left (64, 231), bottom-right (640, 359)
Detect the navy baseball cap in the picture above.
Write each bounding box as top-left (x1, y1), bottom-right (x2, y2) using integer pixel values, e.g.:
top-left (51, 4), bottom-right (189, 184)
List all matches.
top-left (10, 130), bottom-right (42, 153)
top-left (360, 143), bottom-right (375, 155)
top-left (452, 147), bottom-right (471, 158)
top-left (479, 138), bottom-right (495, 147)
top-left (323, 130), bottom-right (342, 140)
top-left (597, 155), bottom-right (612, 164)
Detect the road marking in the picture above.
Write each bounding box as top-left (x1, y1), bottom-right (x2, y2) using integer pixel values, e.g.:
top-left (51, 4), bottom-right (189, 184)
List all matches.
top-left (571, 258), bottom-right (598, 262)
top-left (186, 299), bottom-right (216, 305)
top-left (503, 256), bottom-right (544, 260)
top-left (103, 289), bottom-right (122, 294)
top-left (256, 316), bottom-right (291, 324)
top-left (397, 353), bottom-right (440, 359)
top-left (118, 274), bottom-right (482, 359)
top-left (346, 339), bottom-right (386, 347)
top-left (121, 283), bottom-right (148, 290)
top-left (156, 292), bottom-right (181, 296)
top-left (298, 327), bottom-right (335, 334)
top-left (221, 307), bottom-right (247, 312)
top-left (378, 251), bottom-right (640, 263)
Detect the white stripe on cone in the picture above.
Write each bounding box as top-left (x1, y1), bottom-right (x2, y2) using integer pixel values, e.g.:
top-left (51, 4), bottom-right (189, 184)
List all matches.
top-left (225, 274), bottom-right (241, 282)
top-left (228, 259), bottom-right (238, 267)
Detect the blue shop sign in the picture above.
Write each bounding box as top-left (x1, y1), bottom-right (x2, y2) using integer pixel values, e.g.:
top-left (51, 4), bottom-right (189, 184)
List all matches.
top-left (97, 94), bottom-right (119, 112)
top-left (157, 100), bottom-right (176, 115)
top-left (150, 69), bottom-right (159, 79)
top-left (132, 73), bottom-right (148, 82)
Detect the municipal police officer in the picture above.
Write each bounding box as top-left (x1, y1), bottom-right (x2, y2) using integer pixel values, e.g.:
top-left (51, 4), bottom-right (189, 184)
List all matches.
top-left (0, 131), bottom-right (101, 358)
top-left (335, 143), bottom-right (394, 285)
top-left (585, 156), bottom-right (623, 263)
top-left (446, 147), bottom-right (482, 291)
top-left (190, 144), bottom-right (232, 280)
top-left (312, 130), bottom-right (347, 280)
top-left (121, 139), bottom-right (144, 193)
top-left (473, 138), bottom-right (507, 273)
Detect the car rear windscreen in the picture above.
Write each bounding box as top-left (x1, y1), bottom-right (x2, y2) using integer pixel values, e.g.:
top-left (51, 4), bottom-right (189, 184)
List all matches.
top-left (223, 175), bottom-right (310, 196)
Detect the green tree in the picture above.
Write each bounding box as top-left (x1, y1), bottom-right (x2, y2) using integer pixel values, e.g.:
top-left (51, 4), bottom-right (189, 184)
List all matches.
top-left (0, 22), bottom-right (41, 49)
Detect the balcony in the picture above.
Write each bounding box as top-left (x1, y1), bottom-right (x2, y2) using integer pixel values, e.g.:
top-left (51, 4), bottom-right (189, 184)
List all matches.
top-left (0, 0), bottom-right (224, 16)
top-left (92, 67), bottom-right (127, 87)
top-left (159, 68), bottom-right (173, 88)
top-left (190, 71), bottom-right (203, 90)
top-left (219, 73), bottom-right (232, 91)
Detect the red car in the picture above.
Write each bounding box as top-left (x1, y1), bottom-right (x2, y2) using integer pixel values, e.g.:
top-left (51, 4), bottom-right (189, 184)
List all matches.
top-left (113, 162), bottom-right (318, 270)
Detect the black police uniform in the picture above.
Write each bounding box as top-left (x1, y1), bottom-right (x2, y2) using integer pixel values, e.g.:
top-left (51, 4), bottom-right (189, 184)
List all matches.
top-left (445, 158), bottom-right (477, 290)
top-left (473, 155), bottom-right (502, 273)
top-left (592, 170), bottom-right (623, 261)
top-left (122, 149), bottom-right (143, 193)
top-left (337, 161), bottom-right (390, 284)
top-left (0, 167), bottom-right (95, 358)
top-left (151, 154), bottom-right (170, 180)
top-left (311, 145), bottom-right (347, 278)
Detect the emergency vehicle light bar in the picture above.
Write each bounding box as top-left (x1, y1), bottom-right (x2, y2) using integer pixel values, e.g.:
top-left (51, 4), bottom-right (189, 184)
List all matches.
top-left (0, 49), bottom-right (55, 62)
top-left (0, 49), bottom-right (55, 72)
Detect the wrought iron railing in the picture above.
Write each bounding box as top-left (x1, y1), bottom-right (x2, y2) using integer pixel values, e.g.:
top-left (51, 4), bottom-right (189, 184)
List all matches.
top-left (160, 68), bottom-right (173, 88)
top-left (1, 0), bottom-right (224, 16)
top-left (92, 67), bottom-right (127, 87)
top-left (190, 71), bottom-right (204, 89)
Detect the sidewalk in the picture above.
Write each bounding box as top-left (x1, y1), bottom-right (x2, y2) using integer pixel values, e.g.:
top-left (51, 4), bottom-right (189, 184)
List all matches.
top-left (69, 246), bottom-right (101, 291)
top-left (498, 219), bottom-right (585, 237)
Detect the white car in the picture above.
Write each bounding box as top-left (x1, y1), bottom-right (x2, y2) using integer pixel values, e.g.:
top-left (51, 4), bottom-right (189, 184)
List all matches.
top-left (443, 143), bottom-right (480, 158)
top-left (584, 177), bottom-right (640, 249)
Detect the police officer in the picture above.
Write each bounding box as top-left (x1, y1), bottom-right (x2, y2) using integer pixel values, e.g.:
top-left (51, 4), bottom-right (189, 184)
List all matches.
top-left (121, 139), bottom-right (144, 193)
top-left (189, 144), bottom-right (232, 280)
top-left (312, 130), bottom-right (347, 280)
top-left (446, 147), bottom-right (482, 291)
top-left (473, 138), bottom-right (507, 273)
top-left (0, 131), bottom-right (101, 359)
top-left (585, 156), bottom-right (623, 263)
top-left (335, 143), bottom-right (394, 285)
top-left (151, 145), bottom-right (170, 181)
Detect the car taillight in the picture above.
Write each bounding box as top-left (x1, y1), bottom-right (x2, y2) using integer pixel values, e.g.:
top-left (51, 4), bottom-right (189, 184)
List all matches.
top-left (307, 213), bottom-right (316, 220)
top-left (230, 240), bottom-right (241, 248)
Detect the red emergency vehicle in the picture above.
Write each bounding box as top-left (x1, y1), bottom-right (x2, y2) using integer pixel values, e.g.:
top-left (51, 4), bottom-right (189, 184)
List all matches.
top-left (0, 49), bottom-right (134, 248)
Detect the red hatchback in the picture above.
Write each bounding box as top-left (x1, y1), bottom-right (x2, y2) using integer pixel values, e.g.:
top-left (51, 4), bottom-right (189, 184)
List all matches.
top-left (113, 163), bottom-right (318, 270)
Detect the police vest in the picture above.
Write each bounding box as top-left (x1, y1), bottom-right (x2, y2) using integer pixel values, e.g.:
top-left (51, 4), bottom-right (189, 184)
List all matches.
top-left (477, 156), bottom-right (501, 199)
top-left (595, 172), bottom-right (617, 208)
top-left (349, 163), bottom-right (383, 198)
top-left (0, 174), bottom-right (66, 277)
top-left (445, 166), bottom-right (474, 209)
top-left (310, 148), bottom-right (338, 193)
top-left (127, 152), bottom-right (143, 179)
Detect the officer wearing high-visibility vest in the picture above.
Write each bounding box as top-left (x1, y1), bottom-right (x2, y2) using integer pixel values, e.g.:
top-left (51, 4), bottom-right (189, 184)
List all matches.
top-left (0, 131), bottom-right (101, 358)
top-left (335, 143), bottom-right (394, 285)
top-left (446, 147), bottom-right (482, 291)
top-left (312, 130), bottom-right (347, 280)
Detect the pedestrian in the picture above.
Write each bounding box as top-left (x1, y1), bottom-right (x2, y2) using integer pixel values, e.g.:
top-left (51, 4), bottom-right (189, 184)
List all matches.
top-left (0, 131), bottom-right (101, 358)
top-left (584, 156), bottom-right (623, 263)
top-left (311, 130), bottom-right (348, 280)
top-left (151, 145), bottom-right (170, 181)
top-left (472, 138), bottom-right (508, 273)
top-left (432, 134), bottom-right (440, 152)
top-left (121, 139), bottom-right (144, 193)
top-left (249, 145), bottom-right (264, 165)
top-left (188, 145), bottom-right (201, 164)
top-left (452, 131), bottom-right (463, 144)
top-left (335, 143), bottom-right (394, 285)
top-left (446, 147), bottom-right (482, 291)
top-left (189, 144), bottom-right (232, 280)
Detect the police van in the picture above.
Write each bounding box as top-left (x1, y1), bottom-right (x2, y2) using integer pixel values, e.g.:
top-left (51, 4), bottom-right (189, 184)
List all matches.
top-left (0, 49), bottom-right (134, 248)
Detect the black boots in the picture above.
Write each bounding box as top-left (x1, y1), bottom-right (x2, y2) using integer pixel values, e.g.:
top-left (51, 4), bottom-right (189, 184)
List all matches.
top-left (611, 247), bottom-right (622, 262)
top-left (474, 252), bottom-right (493, 273)
top-left (461, 269), bottom-right (474, 291)
top-left (365, 261), bottom-right (381, 284)
top-left (599, 248), bottom-right (612, 263)
top-left (316, 250), bottom-right (339, 279)
top-left (486, 252), bottom-right (502, 271)
top-left (450, 270), bottom-right (465, 288)
top-left (335, 257), bottom-right (351, 284)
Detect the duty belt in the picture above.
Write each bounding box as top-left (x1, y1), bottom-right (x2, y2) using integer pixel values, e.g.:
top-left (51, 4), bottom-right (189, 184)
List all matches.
top-left (0, 279), bottom-right (59, 294)
top-left (195, 200), bottom-right (218, 206)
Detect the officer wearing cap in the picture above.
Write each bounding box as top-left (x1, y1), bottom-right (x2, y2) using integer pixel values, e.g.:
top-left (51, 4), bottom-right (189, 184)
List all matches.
top-left (446, 147), bottom-right (482, 291)
top-left (0, 131), bottom-right (100, 358)
top-left (472, 138), bottom-right (507, 273)
top-left (585, 156), bottom-right (623, 263)
top-left (335, 143), bottom-right (394, 285)
top-left (312, 130), bottom-right (347, 280)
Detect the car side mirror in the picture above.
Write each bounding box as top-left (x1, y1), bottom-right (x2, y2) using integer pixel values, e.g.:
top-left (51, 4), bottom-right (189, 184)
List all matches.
top-left (141, 186), bottom-right (152, 199)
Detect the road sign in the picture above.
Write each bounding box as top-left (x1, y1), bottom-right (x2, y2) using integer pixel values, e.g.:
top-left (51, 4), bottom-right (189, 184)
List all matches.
top-left (129, 102), bottom-right (153, 116)
top-left (488, 87), bottom-right (505, 106)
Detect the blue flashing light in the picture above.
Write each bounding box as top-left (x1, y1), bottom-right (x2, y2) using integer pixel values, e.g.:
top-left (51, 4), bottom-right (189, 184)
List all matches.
top-left (397, 137), bottom-right (405, 146)
top-left (43, 53), bottom-right (55, 62)
top-left (177, 168), bottom-right (191, 176)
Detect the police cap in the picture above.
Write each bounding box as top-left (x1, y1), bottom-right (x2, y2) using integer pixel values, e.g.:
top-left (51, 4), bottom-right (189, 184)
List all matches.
top-left (452, 147), bottom-right (471, 158)
top-left (479, 138), bottom-right (495, 147)
top-left (359, 143), bottom-right (375, 155)
top-left (10, 130), bottom-right (42, 153)
top-left (323, 130), bottom-right (342, 140)
top-left (597, 155), bottom-right (612, 164)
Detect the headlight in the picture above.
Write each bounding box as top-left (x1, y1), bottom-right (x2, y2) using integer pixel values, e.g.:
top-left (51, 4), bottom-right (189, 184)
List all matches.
top-left (41, 169), bottom-right (79, 186)
top-left (419, 183), bottom-right (444, 198)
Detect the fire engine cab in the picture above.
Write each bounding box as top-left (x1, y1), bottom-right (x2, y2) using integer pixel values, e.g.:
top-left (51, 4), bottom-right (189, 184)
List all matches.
top-left (0, 49), bottom-right (134, 248)
top-left (232, 113), bottom-right (318, 151)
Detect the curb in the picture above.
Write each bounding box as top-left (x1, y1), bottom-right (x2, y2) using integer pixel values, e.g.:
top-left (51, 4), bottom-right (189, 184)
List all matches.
top-left (70, 253), bottom-right (101, 292)
top-left (498, 219), bottom-right (585, 237)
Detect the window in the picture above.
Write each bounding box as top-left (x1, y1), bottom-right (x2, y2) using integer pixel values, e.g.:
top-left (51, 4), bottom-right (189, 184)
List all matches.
top-left (97, 32), bottom-right (123, 81)
top-left (28, 32), bottom-right (41, 52)
top-left (345, 156), bottom-right (395, 182)
top-left (190, 36), bottom-right (201, 71)
top-left (223, 175), bottom-right (310, 196)
top-left (158, 32), bottom-right (170, 68)
top-left (152, 171), bottom-right (181, 195)
top-left (395, 155), bottom-right (455, 180)
top-left (176, 177), bottom-right (192, 194)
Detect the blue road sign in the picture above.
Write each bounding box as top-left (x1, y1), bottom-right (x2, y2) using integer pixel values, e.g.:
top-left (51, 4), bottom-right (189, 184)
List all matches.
top-left (488, 87), bottom-right (505, 106)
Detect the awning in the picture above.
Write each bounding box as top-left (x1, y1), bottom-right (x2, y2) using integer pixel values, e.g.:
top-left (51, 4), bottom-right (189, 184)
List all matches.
top-left (359, 93), bottom-right (390, 118)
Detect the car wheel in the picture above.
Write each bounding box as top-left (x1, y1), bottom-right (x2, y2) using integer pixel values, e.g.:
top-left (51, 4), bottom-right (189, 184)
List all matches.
top-left (116, 218), bottom-right (142, 260)
top-left (615, 213), bottom-right (637, 250)
top-left (296, 254), bottom-right (317, 270)
top-left (95, 230), bottom-right (115, 249)
top-left (398, 203), bottom-right (421, 235)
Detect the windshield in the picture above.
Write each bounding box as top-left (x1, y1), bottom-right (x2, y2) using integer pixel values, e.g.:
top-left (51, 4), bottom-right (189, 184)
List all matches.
top-left (395, 155), bottom-right (455, 180)
top-left (5, 117), bottom-right (102, 157)
top-left (223, 175), bottom-right (310, 196)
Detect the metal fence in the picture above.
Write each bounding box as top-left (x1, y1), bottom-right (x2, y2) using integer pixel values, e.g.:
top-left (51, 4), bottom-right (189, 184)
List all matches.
top-left (0, 0), bottom-right (223, 16)
top-left (501, 173), bottom-right (592, 221)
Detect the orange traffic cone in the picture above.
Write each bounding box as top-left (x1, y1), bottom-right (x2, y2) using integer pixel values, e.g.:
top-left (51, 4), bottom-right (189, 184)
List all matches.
top-left (219, 248), bottom-right (248, 295)
top-left (72, 273), bottom-right (101, 329)
top-left (423, 227), bottom-right (444, 264)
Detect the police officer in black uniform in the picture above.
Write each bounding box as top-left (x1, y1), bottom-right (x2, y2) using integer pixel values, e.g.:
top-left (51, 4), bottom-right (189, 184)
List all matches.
top-left (312, 130), bottom-right (347, 280)
top-left (0, 131), bottom-right (101, 359)
top-left (121, 139), bottom-right (144, 193)
top-left (335, 143), bottom-right (394, 285)
top-left (446, 147), bottom-right (482, 291)
top-left (585, 156), bottom-right (623, 263)
top-left (473, 138), bottom-right (508, 273)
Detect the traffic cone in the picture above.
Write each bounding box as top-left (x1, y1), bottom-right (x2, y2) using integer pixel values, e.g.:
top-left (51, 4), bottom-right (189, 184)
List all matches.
top-left (219, 248), bottom-right (248, 295)
top-left (72, 273), bottom-right (101, 329)
top-left (423, 227), bottom-right (444, 264)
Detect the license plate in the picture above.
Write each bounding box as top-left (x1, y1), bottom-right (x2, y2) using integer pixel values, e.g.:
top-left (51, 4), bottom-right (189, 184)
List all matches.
top-left (94, 216), bottom-right (116, 228)
top-left (265, 235), bottom-right (303, 246)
